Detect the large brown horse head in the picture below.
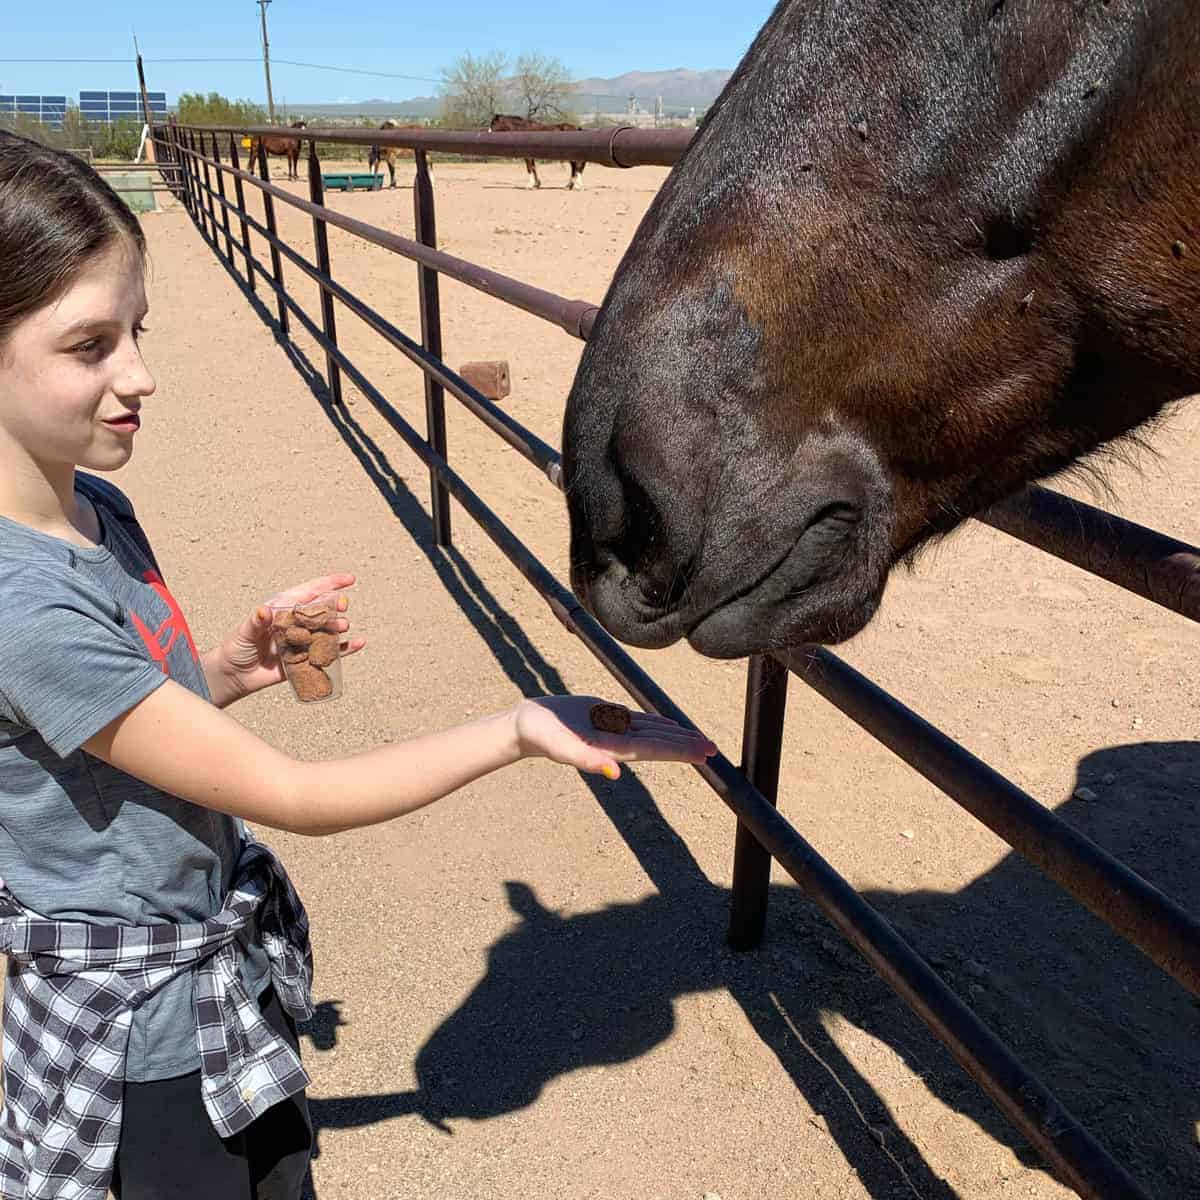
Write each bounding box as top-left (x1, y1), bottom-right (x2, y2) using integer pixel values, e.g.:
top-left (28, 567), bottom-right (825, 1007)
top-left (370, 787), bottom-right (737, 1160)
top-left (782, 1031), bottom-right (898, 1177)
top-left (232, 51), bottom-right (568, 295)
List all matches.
top-left (563, 0), bottom-right (1199, 658)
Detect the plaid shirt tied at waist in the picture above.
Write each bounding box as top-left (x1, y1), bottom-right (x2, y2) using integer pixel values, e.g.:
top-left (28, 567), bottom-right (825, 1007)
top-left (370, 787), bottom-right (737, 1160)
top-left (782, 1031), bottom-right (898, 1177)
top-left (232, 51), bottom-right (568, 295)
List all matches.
top-left (0, 837), bottom-right (314, 1200)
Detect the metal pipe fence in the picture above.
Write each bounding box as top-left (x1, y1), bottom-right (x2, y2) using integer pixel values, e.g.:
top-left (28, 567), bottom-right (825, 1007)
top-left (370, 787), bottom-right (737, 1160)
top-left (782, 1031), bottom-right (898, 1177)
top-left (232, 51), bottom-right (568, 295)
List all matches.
top-left (154, 120), bottom-right (1200, 1199)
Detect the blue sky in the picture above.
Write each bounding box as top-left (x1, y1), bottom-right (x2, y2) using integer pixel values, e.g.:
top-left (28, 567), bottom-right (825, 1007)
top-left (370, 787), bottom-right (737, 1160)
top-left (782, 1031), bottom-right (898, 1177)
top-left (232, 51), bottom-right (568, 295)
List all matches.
top-left (3, 2), bottom-right (776, 105)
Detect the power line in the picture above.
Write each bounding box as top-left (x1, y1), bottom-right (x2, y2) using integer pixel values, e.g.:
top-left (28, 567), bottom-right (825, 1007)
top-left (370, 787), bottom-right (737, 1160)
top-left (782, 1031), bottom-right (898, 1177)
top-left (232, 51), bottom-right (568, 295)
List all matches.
top-left (0, 56), bottom-right (442, 84)
top-left (272, 59), bottom-right (440, 84)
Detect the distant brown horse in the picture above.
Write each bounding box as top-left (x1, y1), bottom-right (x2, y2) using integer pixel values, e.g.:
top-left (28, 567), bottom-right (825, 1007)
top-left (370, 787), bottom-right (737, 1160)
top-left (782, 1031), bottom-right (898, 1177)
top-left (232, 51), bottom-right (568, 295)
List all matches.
top-left (247, 119), bottom-right (307, 181)
top-left (367, 118), bottom-right (432, 188)
top-left (488, 114), bottom-right (586, 191)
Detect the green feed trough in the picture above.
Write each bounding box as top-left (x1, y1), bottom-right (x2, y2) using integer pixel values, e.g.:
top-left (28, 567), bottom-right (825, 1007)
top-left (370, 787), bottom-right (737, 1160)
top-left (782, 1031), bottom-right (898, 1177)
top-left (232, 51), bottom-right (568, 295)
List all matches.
top-left (321, 173), bottom-right (384, 193)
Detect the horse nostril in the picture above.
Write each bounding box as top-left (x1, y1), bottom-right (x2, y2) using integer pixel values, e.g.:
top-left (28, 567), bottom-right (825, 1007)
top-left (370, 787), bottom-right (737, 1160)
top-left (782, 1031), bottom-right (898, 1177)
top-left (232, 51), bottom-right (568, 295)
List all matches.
top-left (980, 214), bottom-right (1036, 261)
top-left (634, 557), bottom-right (695, 613)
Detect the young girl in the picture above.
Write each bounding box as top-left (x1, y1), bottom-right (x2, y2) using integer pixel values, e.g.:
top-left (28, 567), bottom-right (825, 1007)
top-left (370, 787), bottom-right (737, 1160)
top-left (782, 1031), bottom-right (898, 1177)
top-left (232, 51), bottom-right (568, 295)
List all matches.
top-left (0, 132), bottom-right (715, 1200)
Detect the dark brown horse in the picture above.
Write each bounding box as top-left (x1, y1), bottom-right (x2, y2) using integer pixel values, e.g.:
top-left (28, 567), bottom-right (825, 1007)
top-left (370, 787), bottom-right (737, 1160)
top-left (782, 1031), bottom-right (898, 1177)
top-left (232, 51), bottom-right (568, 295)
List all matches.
top-left (247, 119), bottom-right (307, 181)
top-left (563, 0), bottom-right (1199, 659)
top-left (488, 114), bottom-right (586, 190)
top-left (367, 118), bottom-right (431, 188)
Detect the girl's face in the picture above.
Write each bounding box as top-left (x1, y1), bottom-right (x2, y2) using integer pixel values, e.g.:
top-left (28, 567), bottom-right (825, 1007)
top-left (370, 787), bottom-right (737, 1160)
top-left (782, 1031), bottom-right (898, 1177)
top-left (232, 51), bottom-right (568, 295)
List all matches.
top-left (0, 238), bottom-right (154, 474)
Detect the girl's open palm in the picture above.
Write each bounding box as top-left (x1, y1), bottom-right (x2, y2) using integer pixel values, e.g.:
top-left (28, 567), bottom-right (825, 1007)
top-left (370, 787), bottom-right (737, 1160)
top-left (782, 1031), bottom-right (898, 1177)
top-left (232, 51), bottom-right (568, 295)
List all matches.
top-left (514, 695), bottom-right (717, 779)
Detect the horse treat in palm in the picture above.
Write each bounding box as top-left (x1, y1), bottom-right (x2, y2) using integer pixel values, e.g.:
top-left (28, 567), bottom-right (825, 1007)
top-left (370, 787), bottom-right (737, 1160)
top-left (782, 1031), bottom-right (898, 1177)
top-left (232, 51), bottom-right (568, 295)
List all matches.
top-left (590, 702), bottom-right (631, 734)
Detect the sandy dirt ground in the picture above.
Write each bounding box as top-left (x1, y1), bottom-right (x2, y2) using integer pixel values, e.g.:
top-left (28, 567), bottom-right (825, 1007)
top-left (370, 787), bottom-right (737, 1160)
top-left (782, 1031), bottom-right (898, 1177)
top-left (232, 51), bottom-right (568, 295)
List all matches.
top-left (118, 156), bottom-right (1199, 1199)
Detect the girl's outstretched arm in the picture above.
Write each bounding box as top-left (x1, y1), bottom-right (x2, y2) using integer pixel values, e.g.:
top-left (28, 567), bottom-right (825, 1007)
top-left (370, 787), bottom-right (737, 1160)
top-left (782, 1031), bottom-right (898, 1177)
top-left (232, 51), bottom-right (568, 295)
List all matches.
top-left (83, 680), bottom-right (715, 836)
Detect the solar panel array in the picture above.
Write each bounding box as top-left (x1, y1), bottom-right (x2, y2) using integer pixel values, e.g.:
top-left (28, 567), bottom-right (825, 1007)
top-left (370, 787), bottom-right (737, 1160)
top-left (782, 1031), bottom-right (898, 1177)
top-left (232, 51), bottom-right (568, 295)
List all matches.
top-left (0, 95), bottom-right (68, 129)
top-left (79, 91), bottom-right (167, 123)
top-left (0, 91), bottom-right (167, 129)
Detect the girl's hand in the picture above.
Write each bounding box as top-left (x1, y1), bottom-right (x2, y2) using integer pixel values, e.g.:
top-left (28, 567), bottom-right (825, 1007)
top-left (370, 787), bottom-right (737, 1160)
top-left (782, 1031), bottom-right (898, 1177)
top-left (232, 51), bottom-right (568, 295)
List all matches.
top-left (513, 695), bottom-right (717, 779)
top-left (207, 572), bottom-right (366, 706)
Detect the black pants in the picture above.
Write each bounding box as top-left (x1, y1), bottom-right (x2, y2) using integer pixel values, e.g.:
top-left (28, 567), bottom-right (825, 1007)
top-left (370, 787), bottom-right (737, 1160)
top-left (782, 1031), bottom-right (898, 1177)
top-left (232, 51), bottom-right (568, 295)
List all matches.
top-left (110, 988), bottom-right (313, 1200)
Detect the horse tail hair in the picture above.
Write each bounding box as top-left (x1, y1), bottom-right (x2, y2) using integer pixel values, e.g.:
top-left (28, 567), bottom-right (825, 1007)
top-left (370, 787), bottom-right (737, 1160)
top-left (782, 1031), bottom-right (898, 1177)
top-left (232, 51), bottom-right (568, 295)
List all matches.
top-left (368, 143), bottom-right (379, 168)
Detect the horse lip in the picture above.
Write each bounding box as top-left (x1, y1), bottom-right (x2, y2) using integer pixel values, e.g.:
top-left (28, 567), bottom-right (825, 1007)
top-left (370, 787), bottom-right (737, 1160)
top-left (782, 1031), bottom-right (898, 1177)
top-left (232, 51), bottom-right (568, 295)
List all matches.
top-left (581, 533), bottom-right (799, 651)
top-left (578, 557), bottom-right (689, 649)
top-left (670, 552), bottom-right (801, 655)
top-left (676, 538), bottom-right (802, 637)
top-left (680, 505), bottom-right (865, 653)
top-left (581, 503), bottom-right (864, 652)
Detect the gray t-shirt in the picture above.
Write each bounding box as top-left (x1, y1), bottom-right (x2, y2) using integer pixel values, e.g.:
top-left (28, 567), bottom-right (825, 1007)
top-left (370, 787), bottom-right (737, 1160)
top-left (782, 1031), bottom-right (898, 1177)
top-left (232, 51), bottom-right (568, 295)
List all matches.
top-left (0, 472), bottom-right (269, 1081)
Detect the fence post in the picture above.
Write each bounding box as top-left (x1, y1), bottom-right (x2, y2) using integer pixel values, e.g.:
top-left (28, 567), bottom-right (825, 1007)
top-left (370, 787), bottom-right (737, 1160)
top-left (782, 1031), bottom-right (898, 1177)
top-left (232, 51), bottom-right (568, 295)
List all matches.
top-left (168, 123), bottom-right (190, 213)
top-left (210, 132), bottom-right (236, 266)
top-left (228, 134), bottom-right (256, 293)
top-left (198, 132), bottom-right (219, 243)
top-left (256, 139), bottom-right (290, 336)
top-left (150, 122), bottom-right (171, 198)
top-left (168, 120), bottom-right (186, 201)
top-left (187, 130), bottom-right (204, 224)
top-left (160, 124), bottom-right (179, 200)
top-left (180, 129), bottom-right (198, 220)
top-left (727, 654), bottom-right (790, 950)
top-left (306, 139), bottom-right (343, 408)
top-left (413, 149), bottom-right (452, 547)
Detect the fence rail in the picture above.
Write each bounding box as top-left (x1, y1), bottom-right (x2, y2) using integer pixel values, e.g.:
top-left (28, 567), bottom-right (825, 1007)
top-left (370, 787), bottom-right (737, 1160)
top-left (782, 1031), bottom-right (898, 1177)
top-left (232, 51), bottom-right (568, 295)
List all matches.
top-left (153, 118), bottom-right (1200, 1200)
top-left (192, 121), bottom-right (693, 167)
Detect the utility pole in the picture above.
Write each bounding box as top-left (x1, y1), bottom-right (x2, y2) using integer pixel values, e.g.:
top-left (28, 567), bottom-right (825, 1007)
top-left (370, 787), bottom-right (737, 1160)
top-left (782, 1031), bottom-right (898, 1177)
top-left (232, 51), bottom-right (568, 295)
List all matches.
top-left (257, 0), bottom-right (277, 125)
top-left (133, 35), bottom-right (157, 163)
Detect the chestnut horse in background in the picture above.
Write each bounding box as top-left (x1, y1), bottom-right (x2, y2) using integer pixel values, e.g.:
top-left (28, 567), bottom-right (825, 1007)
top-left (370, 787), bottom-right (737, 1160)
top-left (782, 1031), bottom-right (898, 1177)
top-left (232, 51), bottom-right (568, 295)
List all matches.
top-left (368, 118), bottom-right (432, 188)
top-left (488, 114), bottom-right (586, 190)
top-left (247, 119), bottom-right (307, 181)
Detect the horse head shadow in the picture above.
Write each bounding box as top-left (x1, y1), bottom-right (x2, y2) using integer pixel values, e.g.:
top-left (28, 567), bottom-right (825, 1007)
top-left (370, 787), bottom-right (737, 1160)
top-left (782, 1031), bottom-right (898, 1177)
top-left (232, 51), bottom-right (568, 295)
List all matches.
top-left (302, 740), bottom-right (1200, 1198)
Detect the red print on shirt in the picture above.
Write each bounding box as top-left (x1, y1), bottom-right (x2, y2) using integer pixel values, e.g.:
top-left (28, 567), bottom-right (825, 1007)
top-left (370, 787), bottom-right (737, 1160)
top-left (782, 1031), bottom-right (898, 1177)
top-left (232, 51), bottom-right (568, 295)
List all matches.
top-left (128, 571), bottom-right (200, 673)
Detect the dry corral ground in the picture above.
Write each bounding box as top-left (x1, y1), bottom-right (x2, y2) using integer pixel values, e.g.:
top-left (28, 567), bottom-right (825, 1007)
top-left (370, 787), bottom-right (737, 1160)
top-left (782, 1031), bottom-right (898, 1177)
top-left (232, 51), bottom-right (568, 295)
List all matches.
top-left (124, 157), bottom-right (1199, 1199)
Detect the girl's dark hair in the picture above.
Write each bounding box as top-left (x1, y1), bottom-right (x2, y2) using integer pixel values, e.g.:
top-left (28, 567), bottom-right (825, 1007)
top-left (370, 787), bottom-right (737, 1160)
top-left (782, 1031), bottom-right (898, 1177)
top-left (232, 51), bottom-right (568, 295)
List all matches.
top-left (0, 131), bottom-right (147, 345)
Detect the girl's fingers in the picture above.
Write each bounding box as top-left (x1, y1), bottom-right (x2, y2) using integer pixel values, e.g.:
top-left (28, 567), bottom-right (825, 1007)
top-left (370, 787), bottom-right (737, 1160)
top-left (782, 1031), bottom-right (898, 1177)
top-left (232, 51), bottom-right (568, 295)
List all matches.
top-left (266, 574), bottom-right (357, 608)
top-left (585, 731), bottom-right (715, 763)
top-left (618, 710), bottom-right (715, 749)
top-left (596, 724), bottom-right (714, 746)
top-left (628, 713), bottom-right (689, 730)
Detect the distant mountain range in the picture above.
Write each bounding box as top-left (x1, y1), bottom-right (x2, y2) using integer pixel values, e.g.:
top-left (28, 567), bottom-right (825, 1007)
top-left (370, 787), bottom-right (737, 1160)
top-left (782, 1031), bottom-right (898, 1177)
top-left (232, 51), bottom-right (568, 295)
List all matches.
top-left (572, 68), bottom-right (734, 110)
top-left (289, 67), bottom-right (734, 121)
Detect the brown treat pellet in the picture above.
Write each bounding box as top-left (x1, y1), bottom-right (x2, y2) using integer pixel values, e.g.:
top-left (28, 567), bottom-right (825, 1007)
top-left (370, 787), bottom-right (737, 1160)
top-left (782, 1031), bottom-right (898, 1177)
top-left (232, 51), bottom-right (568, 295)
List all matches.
top-left (294, 603), bottom-right (333, 631)
top-left (307, 630), bottom-right (338, 668)
top-left (284, 626), bottom-right (313, 649)
top-left (289, 660), bottom-right (333, 702)
top-left (282, 648), bottom-right (309, 665)
top-left (271, 609), bottom-right (295, 631)
top-left (590, 703), bottom-right (631, 734)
